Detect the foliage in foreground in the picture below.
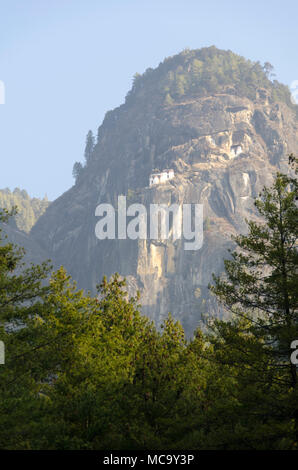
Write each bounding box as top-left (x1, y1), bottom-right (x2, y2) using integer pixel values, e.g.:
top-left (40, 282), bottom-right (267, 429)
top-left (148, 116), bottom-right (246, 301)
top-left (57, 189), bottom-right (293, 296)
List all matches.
top-left (0, 158), bottom-right (297, 450)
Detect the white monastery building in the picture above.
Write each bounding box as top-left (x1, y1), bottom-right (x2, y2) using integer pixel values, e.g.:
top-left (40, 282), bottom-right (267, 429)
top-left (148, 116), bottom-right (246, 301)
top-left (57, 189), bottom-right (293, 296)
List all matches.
top-left (149, 169), bottom-right (175, 187)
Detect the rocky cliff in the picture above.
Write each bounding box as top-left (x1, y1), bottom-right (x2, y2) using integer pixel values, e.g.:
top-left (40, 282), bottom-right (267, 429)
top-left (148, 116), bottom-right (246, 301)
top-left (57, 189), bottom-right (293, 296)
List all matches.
top-left (0, 216), bottom-right (49, 266)
top-left (31, 47), bottom-right (298, 335)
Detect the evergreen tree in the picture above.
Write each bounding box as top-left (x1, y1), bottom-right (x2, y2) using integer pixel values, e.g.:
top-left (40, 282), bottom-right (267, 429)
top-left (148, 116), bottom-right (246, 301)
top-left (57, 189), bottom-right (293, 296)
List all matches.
top-left (0, 208), bottom-right (53, 448)
top-left (0, 208), bottom-right (100, 449)
top-left (263, 62), bottom-right (275, 80)
top-left (1, 150), bottom-right (297, 450)
top-left (72, 161), bottom-right (83, 182)
top-left (84, 130), bottom-right (95, 164)
top-left (209, 156), bottom-right (298, 449)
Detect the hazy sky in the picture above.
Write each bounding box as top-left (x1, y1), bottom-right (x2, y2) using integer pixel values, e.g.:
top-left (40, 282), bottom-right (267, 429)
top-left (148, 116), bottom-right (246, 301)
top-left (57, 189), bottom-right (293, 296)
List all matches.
top-left (0, 0), bottom-right (297, 200)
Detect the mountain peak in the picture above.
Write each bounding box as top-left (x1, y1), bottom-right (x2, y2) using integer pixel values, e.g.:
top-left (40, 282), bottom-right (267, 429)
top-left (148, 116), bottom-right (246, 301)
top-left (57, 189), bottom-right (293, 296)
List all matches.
top-left (124, 46), bottom-right (296, 113)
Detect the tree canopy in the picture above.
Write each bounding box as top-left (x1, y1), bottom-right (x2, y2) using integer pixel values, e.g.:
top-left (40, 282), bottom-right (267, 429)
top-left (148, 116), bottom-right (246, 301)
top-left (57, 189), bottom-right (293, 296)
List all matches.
top-left (0, 158), bottom-right (297, 449)
top-left (0, 188), bottom-right (50, 233)
top-left (126, 47), bottom-right (298, 116)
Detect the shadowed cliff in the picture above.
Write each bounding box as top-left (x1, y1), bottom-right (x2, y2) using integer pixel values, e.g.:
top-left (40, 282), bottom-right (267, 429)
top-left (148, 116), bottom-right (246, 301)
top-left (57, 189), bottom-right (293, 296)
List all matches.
top-left (30, 47), bottom-right (298, 334)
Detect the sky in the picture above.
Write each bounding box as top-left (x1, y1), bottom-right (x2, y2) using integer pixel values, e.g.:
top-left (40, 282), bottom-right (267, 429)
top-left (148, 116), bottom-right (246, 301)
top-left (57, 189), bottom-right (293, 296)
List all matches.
top-left (0, 0), bottom-right (297, 200)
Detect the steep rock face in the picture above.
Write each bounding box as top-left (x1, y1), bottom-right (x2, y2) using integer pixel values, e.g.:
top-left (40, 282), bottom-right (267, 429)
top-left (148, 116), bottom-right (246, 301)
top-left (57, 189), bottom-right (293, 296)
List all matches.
top-left (1, 217), bottom-right (49, 266)
top-left (31, 49), bottom-right (298, 334)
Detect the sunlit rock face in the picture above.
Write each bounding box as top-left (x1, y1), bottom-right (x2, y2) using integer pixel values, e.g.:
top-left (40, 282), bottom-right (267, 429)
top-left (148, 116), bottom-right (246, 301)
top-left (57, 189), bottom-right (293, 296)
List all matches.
top-left (31, 48), bottom-right (298, 335)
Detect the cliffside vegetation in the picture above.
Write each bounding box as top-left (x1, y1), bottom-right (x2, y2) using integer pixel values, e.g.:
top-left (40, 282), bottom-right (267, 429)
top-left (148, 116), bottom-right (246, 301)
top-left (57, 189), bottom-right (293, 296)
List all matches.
top-left (126, 46), bottom-right (297, 114)
top-left (0, 188), bottom-right (50, 233)
top-left (72, 47), bottom-right (298, 185)
top-left (72, 130), bottom-right (95, 183)
top-left (0, 158), bottom-right (297, 450)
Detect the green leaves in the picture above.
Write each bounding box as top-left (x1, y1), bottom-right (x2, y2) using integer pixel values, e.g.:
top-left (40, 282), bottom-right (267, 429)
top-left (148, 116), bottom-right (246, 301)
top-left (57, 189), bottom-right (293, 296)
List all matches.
top-left (126, 47), bottom-right (298, 113)
top-left (1, 155), bottom-right (297, 451)
top-left (209, 157), bottom-right (298, 448)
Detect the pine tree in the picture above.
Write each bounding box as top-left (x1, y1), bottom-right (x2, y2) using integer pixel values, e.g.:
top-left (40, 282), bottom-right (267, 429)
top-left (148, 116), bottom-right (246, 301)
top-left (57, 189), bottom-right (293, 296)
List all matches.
top-left (263, 62), bottom-right (275, 80)
top-left (72, 161), bottom-right (83, 182)
top-left (84, 130), bottom-right (95, 164)
top-left (0, 208), bottom-right (53, 448)
top-left (209, 155), bottom-right (298, 449)
top-left (0, 208), bottom-right (100, 449)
